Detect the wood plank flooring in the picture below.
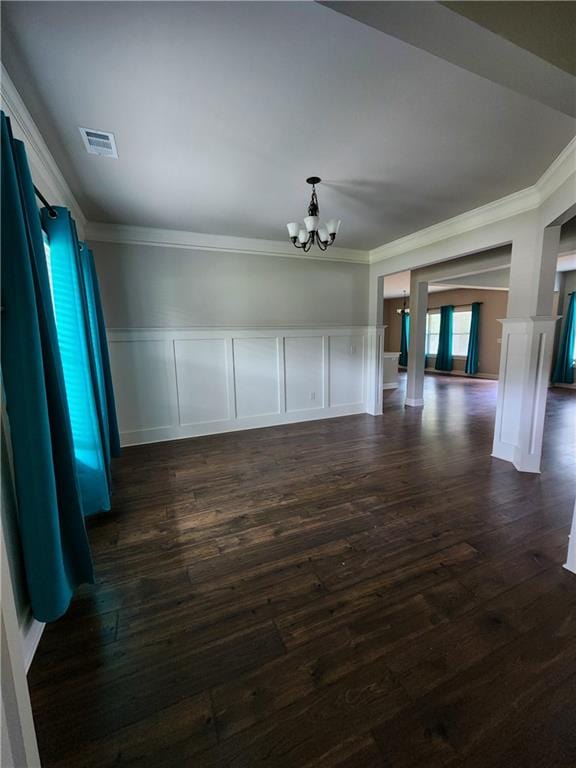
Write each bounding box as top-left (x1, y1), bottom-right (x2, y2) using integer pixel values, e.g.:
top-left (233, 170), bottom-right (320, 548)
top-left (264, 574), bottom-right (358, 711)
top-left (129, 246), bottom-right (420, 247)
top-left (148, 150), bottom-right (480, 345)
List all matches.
top-left (29, 375), bottom-right (576, 767)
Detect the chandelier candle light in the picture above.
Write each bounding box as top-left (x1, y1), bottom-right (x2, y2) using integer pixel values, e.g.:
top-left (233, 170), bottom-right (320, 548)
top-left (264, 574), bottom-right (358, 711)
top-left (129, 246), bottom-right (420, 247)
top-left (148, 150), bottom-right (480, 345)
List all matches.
top-left (287, 177), bottom-right (341, 252)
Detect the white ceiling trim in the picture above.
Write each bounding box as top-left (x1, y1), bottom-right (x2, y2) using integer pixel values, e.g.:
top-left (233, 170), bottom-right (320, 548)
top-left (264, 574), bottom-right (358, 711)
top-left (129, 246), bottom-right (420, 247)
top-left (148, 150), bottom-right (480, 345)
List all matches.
top-left (370, 134), bottom-right (576, 264)
top-left (85, 222), bottom-right (370, 264)
top-left (0, 66), bottom-right (86, 230)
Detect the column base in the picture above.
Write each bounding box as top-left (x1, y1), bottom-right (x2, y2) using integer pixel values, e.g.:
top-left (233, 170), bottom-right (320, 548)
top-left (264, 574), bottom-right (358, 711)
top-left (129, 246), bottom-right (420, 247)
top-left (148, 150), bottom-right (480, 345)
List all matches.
top-left (405, 397), bottom-right (424, 407)
top-left (492, 448), bottom-right (542, 474)
top-left (492, 316), bottom-right (558, 474)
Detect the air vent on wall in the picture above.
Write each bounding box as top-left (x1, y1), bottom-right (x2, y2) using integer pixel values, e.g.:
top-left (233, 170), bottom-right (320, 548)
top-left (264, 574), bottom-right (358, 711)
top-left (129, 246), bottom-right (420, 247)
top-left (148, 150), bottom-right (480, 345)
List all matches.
top-left (79, 127), bottom-right (118, 158)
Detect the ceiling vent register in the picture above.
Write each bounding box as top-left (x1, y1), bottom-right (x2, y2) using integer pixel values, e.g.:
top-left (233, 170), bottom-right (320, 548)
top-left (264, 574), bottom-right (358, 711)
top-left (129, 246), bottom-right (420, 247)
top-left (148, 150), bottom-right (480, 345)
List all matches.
top-left (79, 127), bottom-right (118, 158)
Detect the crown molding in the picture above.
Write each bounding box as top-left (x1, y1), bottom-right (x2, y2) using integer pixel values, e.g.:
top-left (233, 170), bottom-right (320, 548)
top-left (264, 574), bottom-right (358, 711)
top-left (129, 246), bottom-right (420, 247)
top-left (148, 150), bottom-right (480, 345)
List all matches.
top-left (369, 186), bottom-right (539, 263)
top-left (85, 222), bottom-right (370, 264)
top-left (370, 135), bottom-right (576, 264)
top-left (4, 60), bottom-right (573, 268)
top-left (536, 134), bottom-right (576, 203)
top-left (0, 65), bottom-right (87, 229)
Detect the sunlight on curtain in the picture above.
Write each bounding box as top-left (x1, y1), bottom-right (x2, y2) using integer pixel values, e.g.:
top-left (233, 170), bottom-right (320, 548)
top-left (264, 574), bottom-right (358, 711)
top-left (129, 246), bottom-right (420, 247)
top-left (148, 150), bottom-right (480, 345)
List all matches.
top-left (42, 209), bottom-right (111, 515)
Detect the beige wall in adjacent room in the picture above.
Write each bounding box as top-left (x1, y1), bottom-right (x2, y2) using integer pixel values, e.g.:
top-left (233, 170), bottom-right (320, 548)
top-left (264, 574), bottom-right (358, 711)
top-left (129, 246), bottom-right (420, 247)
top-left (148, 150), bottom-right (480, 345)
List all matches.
top-left (383, 288), bottom-right (509, 376)
top-left (91, 241), bottom-right (370, 329)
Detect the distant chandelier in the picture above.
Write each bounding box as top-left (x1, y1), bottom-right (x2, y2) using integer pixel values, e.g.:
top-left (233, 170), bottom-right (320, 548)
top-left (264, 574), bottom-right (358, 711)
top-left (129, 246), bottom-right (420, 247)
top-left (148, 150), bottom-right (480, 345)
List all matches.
top-left (286, 177), bottom-right (341, 252)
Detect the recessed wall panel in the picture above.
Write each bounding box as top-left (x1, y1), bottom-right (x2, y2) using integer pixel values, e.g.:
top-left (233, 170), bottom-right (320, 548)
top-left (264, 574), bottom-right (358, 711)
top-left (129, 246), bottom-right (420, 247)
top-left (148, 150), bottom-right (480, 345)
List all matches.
top-left (233, 337), bottom-right (280, 418)
top-left (500, 332), bottom-right (527, 445)
top-left (175, 338), bottom-right (229, 425)
top-left (329, 335), bottom-right (365, 406)
top-left (285, 336), bottom-right (324, 412)
top-left (109, 340), bottom-right (177, 432)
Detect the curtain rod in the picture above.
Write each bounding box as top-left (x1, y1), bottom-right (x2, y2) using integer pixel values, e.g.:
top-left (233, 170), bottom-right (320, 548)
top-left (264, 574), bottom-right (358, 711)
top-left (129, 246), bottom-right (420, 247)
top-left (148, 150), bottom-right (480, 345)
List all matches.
top-left (396, 301), bottom-right (483, 313)
top-left (33, 185), bottom-right (58, 219)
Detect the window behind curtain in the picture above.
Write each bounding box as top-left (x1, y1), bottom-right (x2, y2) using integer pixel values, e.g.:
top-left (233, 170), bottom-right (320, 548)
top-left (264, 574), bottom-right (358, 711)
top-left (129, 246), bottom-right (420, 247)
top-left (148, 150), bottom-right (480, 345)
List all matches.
top-left (426, 307), bottom-right (472, 357)
top-left (452, 309), bottom-right (472, 356)
top-left (43, 230), bottom-right (55, 307)
top-left (426, 312), bottom-right (441, 355)
top-left (42, 225), bottom-right (109, 513)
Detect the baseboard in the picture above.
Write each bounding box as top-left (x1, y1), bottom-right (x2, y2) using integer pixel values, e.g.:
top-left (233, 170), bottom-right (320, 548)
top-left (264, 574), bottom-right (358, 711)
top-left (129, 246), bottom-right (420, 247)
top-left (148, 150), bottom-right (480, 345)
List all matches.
top-left (21, 612), bottom-right (45, 673)
top-left (120, 403), bottom-right (369, 447)
top-left (396, 365), bottom-right (497, 381)
top-left (424, 367), bottom-right (498, 380)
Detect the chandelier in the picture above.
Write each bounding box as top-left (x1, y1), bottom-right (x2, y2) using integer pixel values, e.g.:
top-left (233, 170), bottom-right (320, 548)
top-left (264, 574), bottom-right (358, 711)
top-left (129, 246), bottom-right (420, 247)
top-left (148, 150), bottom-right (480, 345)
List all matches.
top-left (286, 177), bottom-right (341, 252)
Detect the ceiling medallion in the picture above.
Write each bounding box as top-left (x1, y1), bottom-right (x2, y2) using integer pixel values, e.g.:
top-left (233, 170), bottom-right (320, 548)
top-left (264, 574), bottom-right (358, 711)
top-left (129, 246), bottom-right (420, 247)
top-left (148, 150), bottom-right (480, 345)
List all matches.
top-left (286, 177), bottom-right (341, 252)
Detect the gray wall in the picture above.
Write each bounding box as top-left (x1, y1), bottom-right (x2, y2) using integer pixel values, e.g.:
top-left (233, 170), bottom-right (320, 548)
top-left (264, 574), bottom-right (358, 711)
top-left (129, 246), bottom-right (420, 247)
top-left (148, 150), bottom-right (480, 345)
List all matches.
top-left (91, 242), bottom-right (370, 329)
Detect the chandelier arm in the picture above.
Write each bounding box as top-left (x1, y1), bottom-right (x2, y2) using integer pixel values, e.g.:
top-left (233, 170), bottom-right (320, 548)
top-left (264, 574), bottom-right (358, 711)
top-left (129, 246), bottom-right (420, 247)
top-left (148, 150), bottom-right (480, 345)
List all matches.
top-left (316, 234), bottom-right (329, 252)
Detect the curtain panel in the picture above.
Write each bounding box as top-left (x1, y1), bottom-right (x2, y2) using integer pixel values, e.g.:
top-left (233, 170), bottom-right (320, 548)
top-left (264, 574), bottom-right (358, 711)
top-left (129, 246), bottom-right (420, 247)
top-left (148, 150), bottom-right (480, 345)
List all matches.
top-left (552, 293), bottom-right (575, 384)
top-left (42, 209), bottom-right (118, 516)
top-left (1, 112), bottom-right (94, 621)
top-left (80, 244), bottom-right (121, 461)
top-left (435, 305), bottom-right (454, 371)
top-left (465, 302), bottom-right (481, 375)
top-left (399, 310), bottom-right (409, 367)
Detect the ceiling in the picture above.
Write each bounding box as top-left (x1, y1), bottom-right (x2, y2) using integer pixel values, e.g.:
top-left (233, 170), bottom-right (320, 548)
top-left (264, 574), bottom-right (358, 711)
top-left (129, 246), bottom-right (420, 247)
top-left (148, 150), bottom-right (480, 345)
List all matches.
top-left (3, 1), bottom-right (575, 251)
top-left (443, 2), bottom-right (576, 76)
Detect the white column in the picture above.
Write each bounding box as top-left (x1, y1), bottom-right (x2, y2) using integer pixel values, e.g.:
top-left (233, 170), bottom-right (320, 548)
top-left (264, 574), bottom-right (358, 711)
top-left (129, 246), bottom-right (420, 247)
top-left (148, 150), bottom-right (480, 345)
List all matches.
top-left (365, 325), bottom-right (385, 415)
top-left (1, 522), bottom-right (41, 768)
top-left (564, 499), bottom-right (576, 575)
top-left (406, 276), bottom-right (428, 406)
top-left (492, 222), bottom-right (561, 472)
top-left (365, 276), bottom-right (385, 416)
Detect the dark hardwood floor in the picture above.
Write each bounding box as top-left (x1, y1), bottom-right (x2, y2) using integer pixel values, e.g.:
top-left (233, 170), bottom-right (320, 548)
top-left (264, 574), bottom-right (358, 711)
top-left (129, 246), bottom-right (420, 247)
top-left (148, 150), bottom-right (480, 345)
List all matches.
top-left (29, 374), bottom-right (576, 767)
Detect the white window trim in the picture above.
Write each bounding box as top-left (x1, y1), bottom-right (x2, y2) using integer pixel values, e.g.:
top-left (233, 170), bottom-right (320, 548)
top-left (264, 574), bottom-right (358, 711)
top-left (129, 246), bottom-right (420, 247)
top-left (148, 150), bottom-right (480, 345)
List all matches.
top-left (426, 306), bottom-right (472, 359)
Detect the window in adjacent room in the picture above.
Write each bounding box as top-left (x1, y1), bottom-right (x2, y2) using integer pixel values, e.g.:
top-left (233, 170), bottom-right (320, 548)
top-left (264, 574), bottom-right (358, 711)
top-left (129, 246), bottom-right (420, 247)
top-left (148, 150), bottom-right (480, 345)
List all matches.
top-left (425, 307), bottom-right (472, 357)
top-left (425, 311), bottom-right (440, 356)
top-left (452, 308), bottom-right (472, 357)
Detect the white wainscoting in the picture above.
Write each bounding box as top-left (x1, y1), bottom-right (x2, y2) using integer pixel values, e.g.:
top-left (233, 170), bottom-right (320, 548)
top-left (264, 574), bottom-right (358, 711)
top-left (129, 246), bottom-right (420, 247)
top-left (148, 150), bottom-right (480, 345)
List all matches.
top-left (108, 327), bottom-right (378, 446)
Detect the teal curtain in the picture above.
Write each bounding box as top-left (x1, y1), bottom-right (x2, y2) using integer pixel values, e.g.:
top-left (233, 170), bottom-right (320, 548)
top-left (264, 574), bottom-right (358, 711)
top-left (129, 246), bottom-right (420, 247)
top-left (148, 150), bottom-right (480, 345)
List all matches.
top-left (399, 310), bottom-right (409, 367)
top-left (1, 112), bottom-right (94, 621)
top-left (42, 209), bottom-right (114, 516)
top-left (435, 305), bottom-right (454, 371)
top-left (552, 293), bottom-right (576, 384)
top-left (78, 242), bottom-right (121, 466)
top-left (465, 302), bottom-right (481, 375)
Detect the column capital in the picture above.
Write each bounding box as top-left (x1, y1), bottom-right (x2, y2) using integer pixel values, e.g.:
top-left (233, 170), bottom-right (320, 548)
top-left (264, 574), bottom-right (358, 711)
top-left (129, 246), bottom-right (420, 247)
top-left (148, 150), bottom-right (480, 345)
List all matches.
top-left (497, 315), bottom-right (560, 326)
